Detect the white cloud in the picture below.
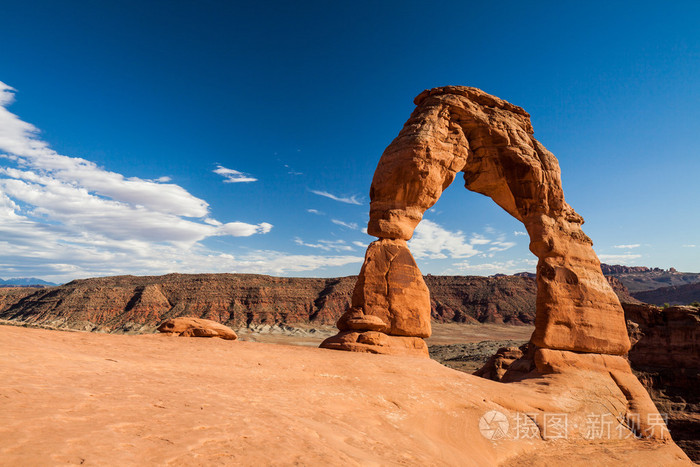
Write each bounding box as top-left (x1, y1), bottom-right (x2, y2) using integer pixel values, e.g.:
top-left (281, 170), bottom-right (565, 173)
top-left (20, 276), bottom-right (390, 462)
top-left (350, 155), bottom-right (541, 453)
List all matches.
top-left (213, 165), bottom-right (257, 183)
top-left (409, 219), bottom-right (480, 260)
top-left (0, 223), bottom-right (363, 282)
top-left (232, 251), bottom-right (362, 274)
top-left (310, 189), bottom-right (362, 205)
top-left (597, 253), bottom-right (642, 263)
top-left (216, 222), bottom-right (273, 237)
top-left (470, 234), bottom-right (491, 245)
top-left (331, 219), bottom-right (359, 230)
top-left (682, 244), bottom-right (696, 248)
top-left (307, 208), bottom-right (323, 215)
top-left (514, 230), bottom-right (527, 236)
top-left (408, 220), bottom-right (522, 261)
top-left (294, 238), bottom-right (355, 252)
top-left (0, 81), bottom-right (286, 281)
top-left (447, 259), bottom-right (536, 276)
top-left (613, 244), bottom-right (641, 249)
top-left (352, 241), bottom-right (367, 248)
top-left (285, 165), bottom-right (303, 176)
top-left (0, 182), bottom-right (361, 283)
top-left (488, 241), bottom-right (516, 252)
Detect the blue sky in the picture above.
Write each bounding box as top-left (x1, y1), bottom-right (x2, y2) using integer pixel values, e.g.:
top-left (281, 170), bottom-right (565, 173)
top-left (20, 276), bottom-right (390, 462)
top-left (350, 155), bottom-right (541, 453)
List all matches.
top-left (1, 1), bottom-right (698, 283)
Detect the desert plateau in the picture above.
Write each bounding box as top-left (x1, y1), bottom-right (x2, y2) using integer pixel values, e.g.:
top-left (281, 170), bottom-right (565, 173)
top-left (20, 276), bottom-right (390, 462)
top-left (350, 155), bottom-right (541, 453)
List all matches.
top-left (0, 324), bottom-right (693, 466)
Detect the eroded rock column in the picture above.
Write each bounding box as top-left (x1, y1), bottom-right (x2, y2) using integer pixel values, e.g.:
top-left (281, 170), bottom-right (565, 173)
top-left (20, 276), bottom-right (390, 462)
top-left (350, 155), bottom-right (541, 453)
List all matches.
top-left (320, 239), bottom-right (432, 357)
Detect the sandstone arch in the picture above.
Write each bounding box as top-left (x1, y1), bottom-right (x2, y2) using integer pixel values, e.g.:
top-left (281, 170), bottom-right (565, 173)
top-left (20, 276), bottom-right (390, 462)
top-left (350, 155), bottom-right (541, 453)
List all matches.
top-left (321, 86), bottom-right (631, 357)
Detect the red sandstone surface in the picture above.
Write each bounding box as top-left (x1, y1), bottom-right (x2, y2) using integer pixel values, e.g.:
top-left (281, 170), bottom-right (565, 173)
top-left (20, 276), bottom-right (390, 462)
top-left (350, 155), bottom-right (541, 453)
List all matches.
top-left (157, 317), bottom-right (238, 340)
top-left (0, 325), bottom-right (691, 466)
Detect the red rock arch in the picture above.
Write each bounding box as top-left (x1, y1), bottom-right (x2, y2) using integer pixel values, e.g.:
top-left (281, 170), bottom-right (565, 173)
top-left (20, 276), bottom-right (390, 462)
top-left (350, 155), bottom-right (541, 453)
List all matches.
top-left (322, 86), bottom-right (630, 357)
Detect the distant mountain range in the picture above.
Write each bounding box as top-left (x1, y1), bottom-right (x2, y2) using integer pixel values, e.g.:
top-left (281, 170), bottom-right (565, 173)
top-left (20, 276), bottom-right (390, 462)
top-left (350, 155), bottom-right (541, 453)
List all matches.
top-left (0, 278), bottom-right (57, 287)
top-left (600, 264), bottom-right (700, 294)
top-left (632, 282), bottom-right (700, 306)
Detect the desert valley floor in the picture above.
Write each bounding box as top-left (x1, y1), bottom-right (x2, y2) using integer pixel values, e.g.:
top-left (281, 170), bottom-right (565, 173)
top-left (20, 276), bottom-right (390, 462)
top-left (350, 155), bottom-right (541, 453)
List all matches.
top-left (0, 324), bottom-right (691, 466)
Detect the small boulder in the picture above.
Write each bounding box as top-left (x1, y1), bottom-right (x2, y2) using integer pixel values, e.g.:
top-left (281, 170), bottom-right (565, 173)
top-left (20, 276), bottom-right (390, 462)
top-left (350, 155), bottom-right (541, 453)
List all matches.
top-left (157, 317), bottom-right (237, 340)
top-left (473, 346), bottom-right (524, 381)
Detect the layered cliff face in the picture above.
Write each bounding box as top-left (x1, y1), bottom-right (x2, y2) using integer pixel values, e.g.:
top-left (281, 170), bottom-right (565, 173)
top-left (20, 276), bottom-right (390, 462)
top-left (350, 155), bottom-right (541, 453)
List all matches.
top-left (427, 275), bottom-right (537, 324)
top-left (0, 287), bottom-right (38, 312)
top-left (0, 274), bottom-right (355, 331)
top-left (0, 273), bottom-right (540, 331)
top-left (632, 282), bottom-right (700, 306)
top-left (624, 303), bottom-right (700, 369)
top-left (602, 264), bottom-right (700, 293)
top-left (2, 272), bottom-right (684, 333)
top-left (624, 303), bottom-right (700, 461)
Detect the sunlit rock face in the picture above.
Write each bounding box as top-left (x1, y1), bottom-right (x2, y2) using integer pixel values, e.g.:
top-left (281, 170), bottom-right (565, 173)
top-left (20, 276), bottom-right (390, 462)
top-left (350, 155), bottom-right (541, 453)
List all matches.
top-left (323, 85), bottom-right (630, 357)
top-left (157, 316), bottom-right (238, 340)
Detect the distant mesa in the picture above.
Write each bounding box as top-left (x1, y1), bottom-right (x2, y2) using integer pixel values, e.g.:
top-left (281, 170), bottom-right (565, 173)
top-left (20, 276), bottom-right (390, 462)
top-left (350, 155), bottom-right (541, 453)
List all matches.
top-left (600, 264), bottom-right (665, 274)
top-left (601, 263), bottom-right (700, 294)
top-left (157, 317), bottom-right (237, 340)
top-left (631, 281), bottom-right (700, 306)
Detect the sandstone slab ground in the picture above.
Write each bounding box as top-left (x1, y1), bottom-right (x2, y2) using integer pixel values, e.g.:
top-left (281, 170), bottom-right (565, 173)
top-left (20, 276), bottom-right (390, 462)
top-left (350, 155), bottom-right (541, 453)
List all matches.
top-left (0, 325), bottom-right (690, 466)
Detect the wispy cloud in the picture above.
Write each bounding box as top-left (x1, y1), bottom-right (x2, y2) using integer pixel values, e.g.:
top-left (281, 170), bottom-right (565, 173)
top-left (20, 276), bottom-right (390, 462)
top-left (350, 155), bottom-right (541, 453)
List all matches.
top-left (0, 229), bottom-right (364, 282)
top-left (307, 208), bottom-right (323, 215)
top-left (488, 241), bottom-right (516, 252)
top-left (283, 164), bottom-right (303, 176)
top-left (217, 222), bottom-right (273, 236)
top-left (514, 230), bottom-right (527, 236)
top-left (213, 165), bottom-right (257, 183)
top-left (613, 244), bottom-right (641, 249)
top-left (331, 219), bottom-right (359, 230)
top-left (310, 189), bottom-right (362, 205)
top-left (470, 234), bottom-right (491, 245)
top-left (682, 244), bottom-right (696, 248)
top-left (597, 253), bottom-right (642, 263)
top-left (0, 83), bottom-right (271, 245)
top-left (447, 259), bottom-right (536, 276)
top-left (294, 238), bottom-right (355, 252)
